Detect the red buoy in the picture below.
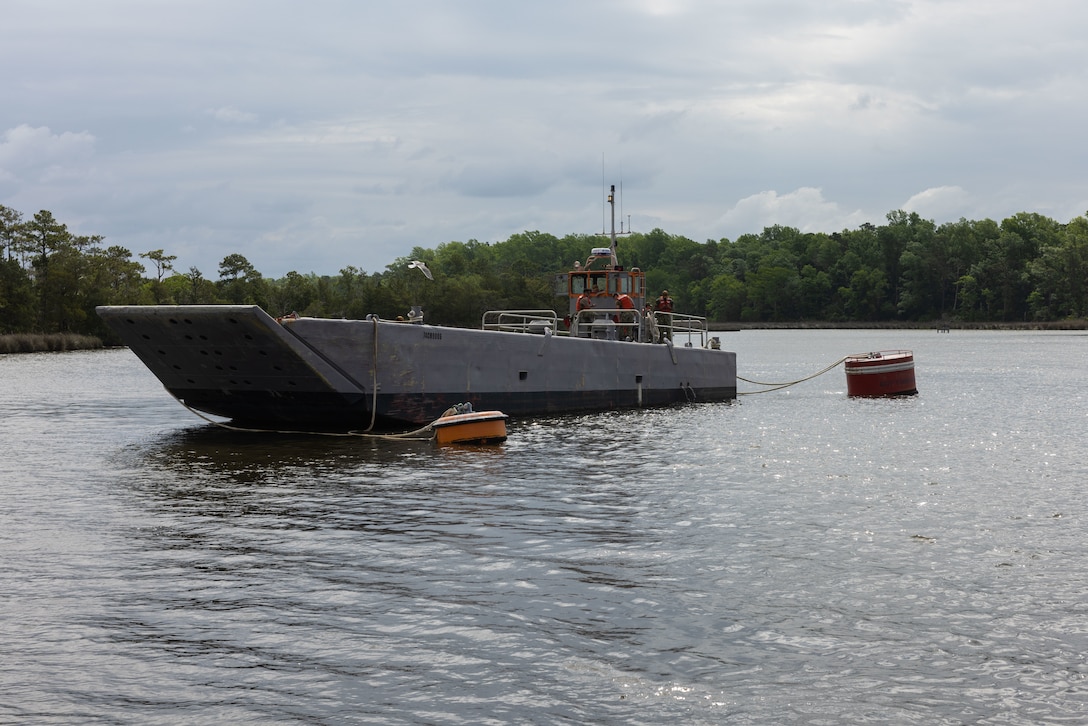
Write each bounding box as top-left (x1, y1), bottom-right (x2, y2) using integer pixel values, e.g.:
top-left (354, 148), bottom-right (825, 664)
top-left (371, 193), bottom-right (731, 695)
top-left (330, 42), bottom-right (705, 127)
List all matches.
top-left (844, 350), bottom-right (917, 397)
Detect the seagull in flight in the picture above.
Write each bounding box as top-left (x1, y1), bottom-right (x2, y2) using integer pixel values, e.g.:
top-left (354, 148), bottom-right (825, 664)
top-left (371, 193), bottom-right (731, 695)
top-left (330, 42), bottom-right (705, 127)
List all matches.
top-left (408, 260), bottom-right (433, 280)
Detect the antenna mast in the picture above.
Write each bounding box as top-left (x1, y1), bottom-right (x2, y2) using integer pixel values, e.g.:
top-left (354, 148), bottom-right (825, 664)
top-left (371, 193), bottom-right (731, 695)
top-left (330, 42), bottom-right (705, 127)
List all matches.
top-left (601, 154), bottom-right (607, 235)
top-left (622, 180), bottom-right (631, 234)
top-left (608, 185), bottom-right (617, 244)
top-left (596, 168), bottom-right (630, 265)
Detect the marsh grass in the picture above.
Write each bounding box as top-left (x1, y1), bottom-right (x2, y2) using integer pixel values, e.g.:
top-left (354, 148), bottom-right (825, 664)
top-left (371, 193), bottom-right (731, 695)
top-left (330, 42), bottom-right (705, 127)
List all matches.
top-left (0, 333), bottom-right (104, 354)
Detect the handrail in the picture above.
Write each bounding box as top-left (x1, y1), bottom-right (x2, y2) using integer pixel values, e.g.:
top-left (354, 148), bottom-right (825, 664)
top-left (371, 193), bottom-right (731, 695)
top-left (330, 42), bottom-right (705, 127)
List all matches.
top-left (481, 309), bottom-right (559, 333)
top-left (569, 307), bottom-right (641, 340)
top-left (481, 306), bottom-right (715, 347)
top-left (656, 311), bottom-right (711, 347)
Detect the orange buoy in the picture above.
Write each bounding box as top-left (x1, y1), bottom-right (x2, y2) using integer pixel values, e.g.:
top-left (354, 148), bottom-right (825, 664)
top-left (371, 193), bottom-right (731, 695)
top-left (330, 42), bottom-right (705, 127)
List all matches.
top-left (432, 410), bottom-right (509, 445)
top-left (844, 350), bottom-right (917, 397)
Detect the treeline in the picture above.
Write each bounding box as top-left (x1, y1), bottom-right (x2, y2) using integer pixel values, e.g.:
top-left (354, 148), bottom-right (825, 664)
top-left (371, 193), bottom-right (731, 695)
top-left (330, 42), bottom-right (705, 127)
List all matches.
top-left (2, 203), bottom-right (1087, 342)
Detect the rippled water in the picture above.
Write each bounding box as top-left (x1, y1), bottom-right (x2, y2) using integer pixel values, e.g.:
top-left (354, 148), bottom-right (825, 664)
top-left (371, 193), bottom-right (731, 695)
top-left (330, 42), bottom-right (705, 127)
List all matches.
top-left (2, 330), bottom-right (1087, 724)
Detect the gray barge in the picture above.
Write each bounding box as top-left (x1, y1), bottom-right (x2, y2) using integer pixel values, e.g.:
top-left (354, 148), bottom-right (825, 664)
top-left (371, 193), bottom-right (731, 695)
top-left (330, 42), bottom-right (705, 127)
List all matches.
top-left (97, 187), bottom-right (736, 430)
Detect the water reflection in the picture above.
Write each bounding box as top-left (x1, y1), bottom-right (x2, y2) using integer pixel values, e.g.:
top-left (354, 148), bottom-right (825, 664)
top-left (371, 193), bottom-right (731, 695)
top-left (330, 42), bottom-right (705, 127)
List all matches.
top-left (119, 409), bottom-right (672, 517)
top-left (112, 416), bottom-right (666, 593)
top-left (12, 336), bottom-right (1088, 723)
top-left (135, 424), bottom-right (446, 471)
top-left (80, 414), bottom-right (688, 723)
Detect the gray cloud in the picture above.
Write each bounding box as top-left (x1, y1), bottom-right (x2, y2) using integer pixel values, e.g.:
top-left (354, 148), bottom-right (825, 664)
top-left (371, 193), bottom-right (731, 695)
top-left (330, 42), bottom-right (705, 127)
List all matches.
top-left (3, 0), bottom-right (1087, 277)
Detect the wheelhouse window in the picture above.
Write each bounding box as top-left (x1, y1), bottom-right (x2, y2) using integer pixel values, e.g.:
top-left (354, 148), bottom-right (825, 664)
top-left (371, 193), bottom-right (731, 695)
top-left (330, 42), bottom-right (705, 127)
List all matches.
top-left (570, 273), bottom-right (588, 295)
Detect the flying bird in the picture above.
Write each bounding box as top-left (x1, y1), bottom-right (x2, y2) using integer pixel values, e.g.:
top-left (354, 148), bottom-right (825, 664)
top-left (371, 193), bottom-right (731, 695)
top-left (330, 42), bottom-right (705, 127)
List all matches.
top-left (408, 260), bottom-right (433, 280)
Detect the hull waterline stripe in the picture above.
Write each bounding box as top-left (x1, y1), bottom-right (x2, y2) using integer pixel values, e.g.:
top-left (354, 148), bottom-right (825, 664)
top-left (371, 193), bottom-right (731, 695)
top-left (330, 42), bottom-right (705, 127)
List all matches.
top-left (845, 361), bottom-right (915, 375)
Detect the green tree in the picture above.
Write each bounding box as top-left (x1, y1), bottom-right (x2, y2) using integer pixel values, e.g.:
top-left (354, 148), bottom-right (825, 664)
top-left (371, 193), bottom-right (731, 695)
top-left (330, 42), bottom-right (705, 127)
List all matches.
top-left (165, 267), bottom-right (221, 304)
top-left (706, 273), bottom-right (745, 321)
top-left (832, 225), bottom-right (881, 292)
top-left (746, 265), bottom-right (800, 321)
top-left (139, 249), bottom-right (178, 302)
top-left (878, 210), bottom-right (932, 311)
top-left (0, 257), bottom-right (35, 332)
top-left (898, 216), bottom-right (978, 320)
top-left (217, 253), bottom-right (267, 305)
top-left (1027, 214), bottom-right (1088, 319)
top-left (969, 213), bottom-right (1059, 321)
top-left (24, 211), bottom-right (79, 330)
top-left (0, 205), bottom-right (33, 330)
top-left (140, 249), bottom-right (176, 282)
top-left (798, 264), bottom-right (833, 319)
top-left (269, 271), bottom-right (318, 315)
top-left (840, 267), bottom-right (888, 321)
top-left (0, 205), bottom-right (24, 262)
top-left (80, 246), bottom-right (150, 336)
top-left (327, 266), bottom-right (382, 319)
top-left (85, 245), bottom-right (148, 305)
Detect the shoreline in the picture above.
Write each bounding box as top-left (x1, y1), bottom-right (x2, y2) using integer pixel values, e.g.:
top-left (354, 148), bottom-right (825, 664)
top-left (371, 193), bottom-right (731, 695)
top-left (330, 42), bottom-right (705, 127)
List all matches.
top-left (3, 318), bottom-right (1085, 354)
top-left (713, 320), bottom-right (1088, 331)
top-left (0, 333), bottom-right (105, 354)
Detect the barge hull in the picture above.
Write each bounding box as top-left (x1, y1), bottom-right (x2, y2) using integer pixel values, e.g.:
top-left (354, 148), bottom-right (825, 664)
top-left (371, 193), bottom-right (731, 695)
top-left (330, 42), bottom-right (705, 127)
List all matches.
top-left (98, 305), bottom-right (737, 429)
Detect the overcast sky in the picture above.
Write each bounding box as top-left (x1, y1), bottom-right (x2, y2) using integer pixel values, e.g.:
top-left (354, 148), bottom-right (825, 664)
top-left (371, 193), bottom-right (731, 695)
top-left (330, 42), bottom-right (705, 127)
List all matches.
top-left (3, 0), bottom-right (1086, 278)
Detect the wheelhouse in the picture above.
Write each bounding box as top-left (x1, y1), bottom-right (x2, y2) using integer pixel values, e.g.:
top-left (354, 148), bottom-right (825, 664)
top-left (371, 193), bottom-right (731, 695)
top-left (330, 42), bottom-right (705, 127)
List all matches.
top-left (564, 250), bottom-right (645, 317)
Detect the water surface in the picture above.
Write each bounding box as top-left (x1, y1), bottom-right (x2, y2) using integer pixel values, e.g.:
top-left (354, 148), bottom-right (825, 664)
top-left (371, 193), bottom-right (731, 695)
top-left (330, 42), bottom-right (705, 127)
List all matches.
top-left (2, 330), bottom-right (1086, 724)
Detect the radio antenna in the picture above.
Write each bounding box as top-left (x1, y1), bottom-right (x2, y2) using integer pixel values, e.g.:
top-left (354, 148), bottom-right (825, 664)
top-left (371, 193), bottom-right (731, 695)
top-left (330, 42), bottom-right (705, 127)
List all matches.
top-left (601, 154), bottom-right (607, 234)
top-left (619, 180), bottom-right (624, 233)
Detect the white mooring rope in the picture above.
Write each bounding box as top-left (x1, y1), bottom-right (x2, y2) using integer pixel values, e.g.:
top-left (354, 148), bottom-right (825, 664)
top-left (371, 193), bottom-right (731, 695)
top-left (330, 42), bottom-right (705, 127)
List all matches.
top-left (178, 399), bottom-right (461, 442)
top-left (737, 355), bottom-right (849, 395)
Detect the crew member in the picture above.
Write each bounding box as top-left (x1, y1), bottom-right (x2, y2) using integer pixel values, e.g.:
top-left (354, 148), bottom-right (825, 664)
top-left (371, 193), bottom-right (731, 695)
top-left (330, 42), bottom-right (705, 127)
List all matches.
top-left (573, 290), bottom-right (593, 337)
top-left (577, 291), bottom-right (594, 312)
top-left (615, 293), bottom-right (635, 340)
top-left (655, 290), bottom-right (673, 341)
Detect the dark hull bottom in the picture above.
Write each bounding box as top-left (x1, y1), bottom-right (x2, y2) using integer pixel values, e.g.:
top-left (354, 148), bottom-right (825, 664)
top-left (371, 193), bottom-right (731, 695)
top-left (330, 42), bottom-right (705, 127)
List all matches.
top-left (174, 385), bottom-right (738, 432)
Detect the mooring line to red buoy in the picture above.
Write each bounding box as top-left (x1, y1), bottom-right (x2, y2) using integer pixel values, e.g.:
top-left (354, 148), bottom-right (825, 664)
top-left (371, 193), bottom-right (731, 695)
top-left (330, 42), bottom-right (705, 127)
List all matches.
top-left (737, 355), bottom-right (850, 395)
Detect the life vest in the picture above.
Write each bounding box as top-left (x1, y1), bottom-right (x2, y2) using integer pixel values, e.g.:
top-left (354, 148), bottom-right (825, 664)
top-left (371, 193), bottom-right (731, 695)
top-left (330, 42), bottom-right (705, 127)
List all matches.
top-left (656, 296), bottom-right (673, 313)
